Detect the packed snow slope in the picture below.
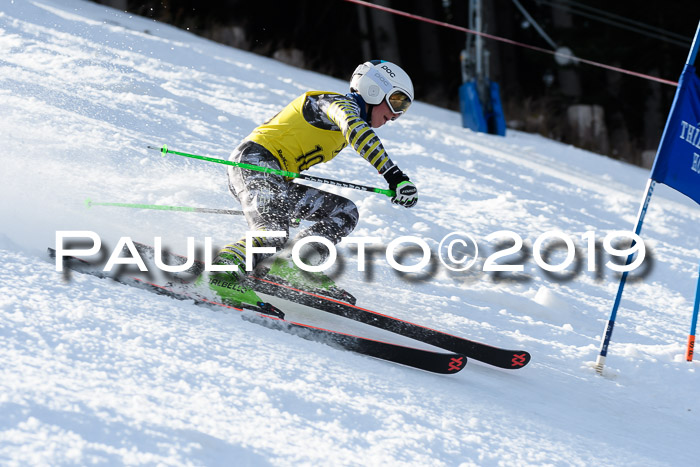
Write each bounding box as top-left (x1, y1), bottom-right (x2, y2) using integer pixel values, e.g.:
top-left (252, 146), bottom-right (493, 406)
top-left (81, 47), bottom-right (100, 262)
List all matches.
top-left (2, 1), bottom-right (700, 465)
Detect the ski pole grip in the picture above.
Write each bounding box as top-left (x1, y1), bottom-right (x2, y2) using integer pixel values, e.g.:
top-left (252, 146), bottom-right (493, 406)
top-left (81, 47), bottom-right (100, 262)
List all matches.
top-left (376, 188), bottom-right (396, 197)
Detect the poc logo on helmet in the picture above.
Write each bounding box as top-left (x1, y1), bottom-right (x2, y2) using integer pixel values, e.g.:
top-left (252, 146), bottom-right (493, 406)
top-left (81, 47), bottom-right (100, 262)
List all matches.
top-left (371, 70), bottom-right (390, 88)
top-left (380, 65), bottom-right (396, 78)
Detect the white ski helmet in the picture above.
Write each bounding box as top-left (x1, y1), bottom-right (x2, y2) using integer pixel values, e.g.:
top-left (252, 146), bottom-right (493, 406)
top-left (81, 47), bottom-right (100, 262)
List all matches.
top-left (350, 60), bottom-right (414, 115)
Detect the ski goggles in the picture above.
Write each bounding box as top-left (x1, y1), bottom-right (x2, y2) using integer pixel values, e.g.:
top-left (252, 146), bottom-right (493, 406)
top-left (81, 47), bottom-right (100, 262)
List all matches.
top-left (386, 89), bottom-right (412, 115)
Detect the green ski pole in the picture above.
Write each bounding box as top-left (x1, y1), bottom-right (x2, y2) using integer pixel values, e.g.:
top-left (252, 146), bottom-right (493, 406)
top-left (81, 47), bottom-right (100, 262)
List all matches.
top-left (147, 145), bottom-right (396, 197)
top-left (85, 199), bottom-right (243, 215)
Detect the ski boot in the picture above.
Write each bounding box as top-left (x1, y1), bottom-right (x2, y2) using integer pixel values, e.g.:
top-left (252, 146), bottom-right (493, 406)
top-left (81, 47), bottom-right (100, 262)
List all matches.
top-left (197, 250), bottom-right (264, 308)
top-left (255, 252), bottom-right (357, 305)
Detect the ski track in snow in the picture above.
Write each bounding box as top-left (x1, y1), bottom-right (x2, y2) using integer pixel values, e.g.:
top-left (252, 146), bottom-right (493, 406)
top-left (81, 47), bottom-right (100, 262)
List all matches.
top-left (1, 0), bottom-right (700, 465)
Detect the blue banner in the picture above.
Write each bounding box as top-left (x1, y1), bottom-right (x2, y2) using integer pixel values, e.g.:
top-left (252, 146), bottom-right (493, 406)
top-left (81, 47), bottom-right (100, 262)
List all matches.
top-left (651, 65), bottom-right (700, 203)
top-left (650, 65), bottom-right (700, 206)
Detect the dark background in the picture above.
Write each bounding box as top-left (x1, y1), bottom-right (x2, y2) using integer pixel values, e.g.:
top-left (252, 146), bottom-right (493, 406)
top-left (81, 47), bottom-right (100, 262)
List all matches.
top-left (93, 0), bottom-right (699, 167)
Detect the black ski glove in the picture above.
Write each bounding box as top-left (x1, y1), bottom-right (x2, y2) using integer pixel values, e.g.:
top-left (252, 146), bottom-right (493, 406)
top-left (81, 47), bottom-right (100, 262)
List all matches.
top-left (383, 166), bottom-right (418, 208)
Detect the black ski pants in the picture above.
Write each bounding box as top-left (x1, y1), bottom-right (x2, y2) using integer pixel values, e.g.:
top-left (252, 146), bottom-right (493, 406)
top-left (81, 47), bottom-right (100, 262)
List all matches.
top-left (226, 141), bottom-right (359, 268)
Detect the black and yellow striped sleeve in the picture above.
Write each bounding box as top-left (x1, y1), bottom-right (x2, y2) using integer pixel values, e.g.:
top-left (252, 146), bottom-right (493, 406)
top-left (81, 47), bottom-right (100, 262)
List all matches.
top-left (326, 98), bottom-right (394, 174)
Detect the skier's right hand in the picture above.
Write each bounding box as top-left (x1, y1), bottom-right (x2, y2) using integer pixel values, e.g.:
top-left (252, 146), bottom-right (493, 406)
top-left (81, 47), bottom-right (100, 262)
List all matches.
top-left (383, 166), bottom-right (418, 208)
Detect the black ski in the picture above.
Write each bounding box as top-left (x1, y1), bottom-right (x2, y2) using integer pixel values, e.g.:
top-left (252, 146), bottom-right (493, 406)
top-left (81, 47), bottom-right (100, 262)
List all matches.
top-left (125, 242), bottom-right (531, 370)
top-left (49, 248), bottom-right (466, 374)
top-left (251, 278), bottom-right (530, 369)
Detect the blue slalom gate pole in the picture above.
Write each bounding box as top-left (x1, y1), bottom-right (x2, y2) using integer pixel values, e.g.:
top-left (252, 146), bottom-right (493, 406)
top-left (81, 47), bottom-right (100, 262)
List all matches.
top-left (686, 262), bottom-right (700, 361)
top-left (595, 21), bottom-right (700, 374)
top-left (594, 179), bottom-right (655, 374)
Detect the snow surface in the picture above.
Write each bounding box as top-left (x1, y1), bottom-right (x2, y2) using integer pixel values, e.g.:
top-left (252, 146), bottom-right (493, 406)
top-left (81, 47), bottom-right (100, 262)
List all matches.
top-left (2, 0), bottom-right (700, 465)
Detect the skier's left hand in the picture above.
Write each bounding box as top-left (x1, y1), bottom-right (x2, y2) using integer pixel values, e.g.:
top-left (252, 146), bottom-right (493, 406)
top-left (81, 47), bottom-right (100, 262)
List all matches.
top-left (383, 166), bottom-right (418, 208)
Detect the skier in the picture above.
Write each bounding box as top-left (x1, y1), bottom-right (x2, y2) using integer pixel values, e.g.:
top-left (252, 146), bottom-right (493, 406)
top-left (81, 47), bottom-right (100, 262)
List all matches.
top-left (207, 60), bottom-right (418, 305)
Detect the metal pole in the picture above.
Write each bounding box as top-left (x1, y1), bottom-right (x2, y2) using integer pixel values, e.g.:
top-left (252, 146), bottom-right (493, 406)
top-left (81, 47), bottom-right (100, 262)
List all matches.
top-left (474, 0), bottom-right (482, 82)
top-left (85, 199), bottom-right (243, 215)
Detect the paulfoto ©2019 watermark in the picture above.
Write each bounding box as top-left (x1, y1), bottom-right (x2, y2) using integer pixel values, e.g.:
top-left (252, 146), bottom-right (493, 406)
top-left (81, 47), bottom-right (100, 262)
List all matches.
top-left (54, 229), bottom-right (651, 283)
